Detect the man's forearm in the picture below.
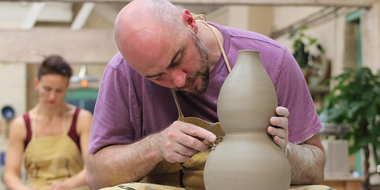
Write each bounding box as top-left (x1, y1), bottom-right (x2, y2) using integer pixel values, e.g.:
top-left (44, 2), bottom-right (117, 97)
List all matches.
top-left (286, 142), bottom-right (326, 185)
top-left (86, 135), bottom-right (163, 189)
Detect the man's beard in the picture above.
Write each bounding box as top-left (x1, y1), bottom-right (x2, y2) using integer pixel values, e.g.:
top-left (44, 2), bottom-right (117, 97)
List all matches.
top-left (174, 30), bottom-right (210, 96)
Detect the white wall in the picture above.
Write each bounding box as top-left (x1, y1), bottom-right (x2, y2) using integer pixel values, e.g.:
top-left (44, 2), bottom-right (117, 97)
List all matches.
top-left (273, 6), bottom-right (323, 30)
top-left (0, 63), bottom-right (26, 133)
top-left (361, 4), bottom-right (380, 72)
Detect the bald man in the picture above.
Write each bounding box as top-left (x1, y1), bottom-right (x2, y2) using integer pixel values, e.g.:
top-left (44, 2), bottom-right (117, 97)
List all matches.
top-left (86, 0), bottom-right (326, 189)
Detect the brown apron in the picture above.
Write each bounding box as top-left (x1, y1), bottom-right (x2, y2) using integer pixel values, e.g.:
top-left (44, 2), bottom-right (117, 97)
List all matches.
top-left (24, 108), bottom-right (90, 190)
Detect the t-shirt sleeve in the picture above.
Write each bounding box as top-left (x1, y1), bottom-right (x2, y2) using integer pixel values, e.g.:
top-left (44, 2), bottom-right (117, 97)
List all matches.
top-left (275, 48), bottom-right (322, 144)
top-left (89, 61), bottom-right (140, 153)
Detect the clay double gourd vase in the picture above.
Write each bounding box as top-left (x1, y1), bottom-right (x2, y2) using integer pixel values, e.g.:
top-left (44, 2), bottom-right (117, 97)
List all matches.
top-left (204, 50), bottom-right (291, 190)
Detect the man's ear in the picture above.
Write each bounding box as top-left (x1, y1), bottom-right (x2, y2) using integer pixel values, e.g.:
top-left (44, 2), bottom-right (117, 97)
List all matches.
top-left (181, 9), bottom-right (198, 34)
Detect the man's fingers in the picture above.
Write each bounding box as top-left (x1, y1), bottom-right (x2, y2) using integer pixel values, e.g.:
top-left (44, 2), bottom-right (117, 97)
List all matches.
top-left (176, 129), bottom-right (208, 152)
top-left (273, 135), bottom-right (287, 149)
top-left (270, 116), bottom-right (288, 127)
top-left (164, 150), bottom-right (192, 163)
top-left (276, 106), bottom-right (289, 117)
top-left (177, 121), bottom-right (217, 143)
top-left (267, 126), bottom-right (286, 138)
top-left (160, 121), bottom-right (216, 163)
top-left (268, 107), bottom-right (289, 151)
top-left (172, 141), bottom-right (198, 156)
top-left (164, 138), bottom-right (200, 162)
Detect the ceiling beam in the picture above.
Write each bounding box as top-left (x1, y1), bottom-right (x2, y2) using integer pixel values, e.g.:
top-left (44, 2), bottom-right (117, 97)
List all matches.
top-left (0, 3), bottom-right (73, 22)
top-left (71, 2), bottom-right (94, 30)
top-left (21, 2), bottom-right (45, 29)
top-left (0, 0), bottom-right (376, 7)
top-left (271, 7), bottom-right (359, 38)
top-left (0, 28), bottom-right (118, 64)
top-left (93, 3), bottom-right (118, 24)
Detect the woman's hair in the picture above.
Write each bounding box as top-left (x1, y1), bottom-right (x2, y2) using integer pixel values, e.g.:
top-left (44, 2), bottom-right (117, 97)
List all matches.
top-left (37, 55), bottom-right (73, 80)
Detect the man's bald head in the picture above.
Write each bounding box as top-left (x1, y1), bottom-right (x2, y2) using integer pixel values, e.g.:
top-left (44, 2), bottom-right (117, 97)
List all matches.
top-left (114, 0), bottom-right (185, 67)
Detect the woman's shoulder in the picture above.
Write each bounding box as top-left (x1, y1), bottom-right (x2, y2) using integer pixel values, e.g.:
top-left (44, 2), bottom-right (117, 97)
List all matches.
top-left (10, 115), bottom-right (26, 128)
top-left (78, 106), bottom-right (92, 120)
top-left (65, 104), bottom-right (92, 118)
top-left (9, 114), bottom-right (28, 140)
top-left (65, 103), bottom-right (78, 114)
top-left (65, 104), bottom-right (92, 134)
top-left (76, 109), bottom-right (92, 135)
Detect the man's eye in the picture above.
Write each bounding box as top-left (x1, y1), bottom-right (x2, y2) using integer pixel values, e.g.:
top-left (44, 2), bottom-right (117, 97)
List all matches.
top-left (155, 74), bottom-right (165, 81)
top-left (171, 55), bottom-right (183, 68)
top-left (172, 60), bottom-right (181, 67)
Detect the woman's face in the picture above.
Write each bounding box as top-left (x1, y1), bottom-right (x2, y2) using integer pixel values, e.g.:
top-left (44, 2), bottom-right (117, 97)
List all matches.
top-left (35, 74), bottom-right (69, 108)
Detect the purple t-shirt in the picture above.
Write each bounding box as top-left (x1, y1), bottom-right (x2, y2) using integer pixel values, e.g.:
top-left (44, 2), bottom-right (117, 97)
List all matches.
top-left (89, 22), bottom-right (322, 153)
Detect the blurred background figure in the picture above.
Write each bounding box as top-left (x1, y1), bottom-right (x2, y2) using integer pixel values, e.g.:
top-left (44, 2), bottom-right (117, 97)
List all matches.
top-left (3, 55), bottom-right (92, 190)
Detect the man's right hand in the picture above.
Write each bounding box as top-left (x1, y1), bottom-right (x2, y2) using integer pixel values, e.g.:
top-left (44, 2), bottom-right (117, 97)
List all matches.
top-left (86, 121), bottom-right (217, 189)
top-left (153, 121), bottom-right (216, 163)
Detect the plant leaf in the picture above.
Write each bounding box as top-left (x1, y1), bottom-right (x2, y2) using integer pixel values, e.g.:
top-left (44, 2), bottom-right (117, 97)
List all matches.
top-left (349, 145), bottom-right (361, 155)
top-left (347, 102), bottom-right (368, 119)
top-left (300, 26), bottom-right (309, 30)
top-left (358, 136), bottom-right (377, 147)
top-left (365, 104), bottom-right (377, 122)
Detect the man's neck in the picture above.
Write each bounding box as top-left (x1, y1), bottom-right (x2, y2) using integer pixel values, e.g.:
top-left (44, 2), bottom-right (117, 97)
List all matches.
top-left (196, 21), bottom-right (223, 72)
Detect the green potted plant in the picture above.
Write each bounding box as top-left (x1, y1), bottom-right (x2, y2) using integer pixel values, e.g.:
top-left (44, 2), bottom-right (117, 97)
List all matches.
top-left (289, 26), bottom-right (325, 82)
top-left (319, 67), bottom-right (380, 189)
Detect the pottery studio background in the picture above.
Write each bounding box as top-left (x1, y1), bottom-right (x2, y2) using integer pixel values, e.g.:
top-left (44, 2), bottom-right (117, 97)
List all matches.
top-left (0, 0), bottom-right (379, 190)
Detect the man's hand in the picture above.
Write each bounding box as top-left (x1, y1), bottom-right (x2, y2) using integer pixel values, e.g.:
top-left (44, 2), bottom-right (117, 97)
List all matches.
top-left (267, 106), bottom-right (289, 152)
top-left (267, 107), bottom-right (326, 184)
top-left (153, 121), bottom-right (216, 163)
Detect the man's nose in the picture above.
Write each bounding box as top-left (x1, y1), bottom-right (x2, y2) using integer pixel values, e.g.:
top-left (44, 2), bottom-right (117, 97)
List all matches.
top-left (169, 68), bottom-right (187, 88)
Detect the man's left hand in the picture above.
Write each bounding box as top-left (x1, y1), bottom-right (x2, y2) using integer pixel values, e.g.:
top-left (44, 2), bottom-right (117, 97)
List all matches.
top-left (267, 106), bottom-right (289, 152)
